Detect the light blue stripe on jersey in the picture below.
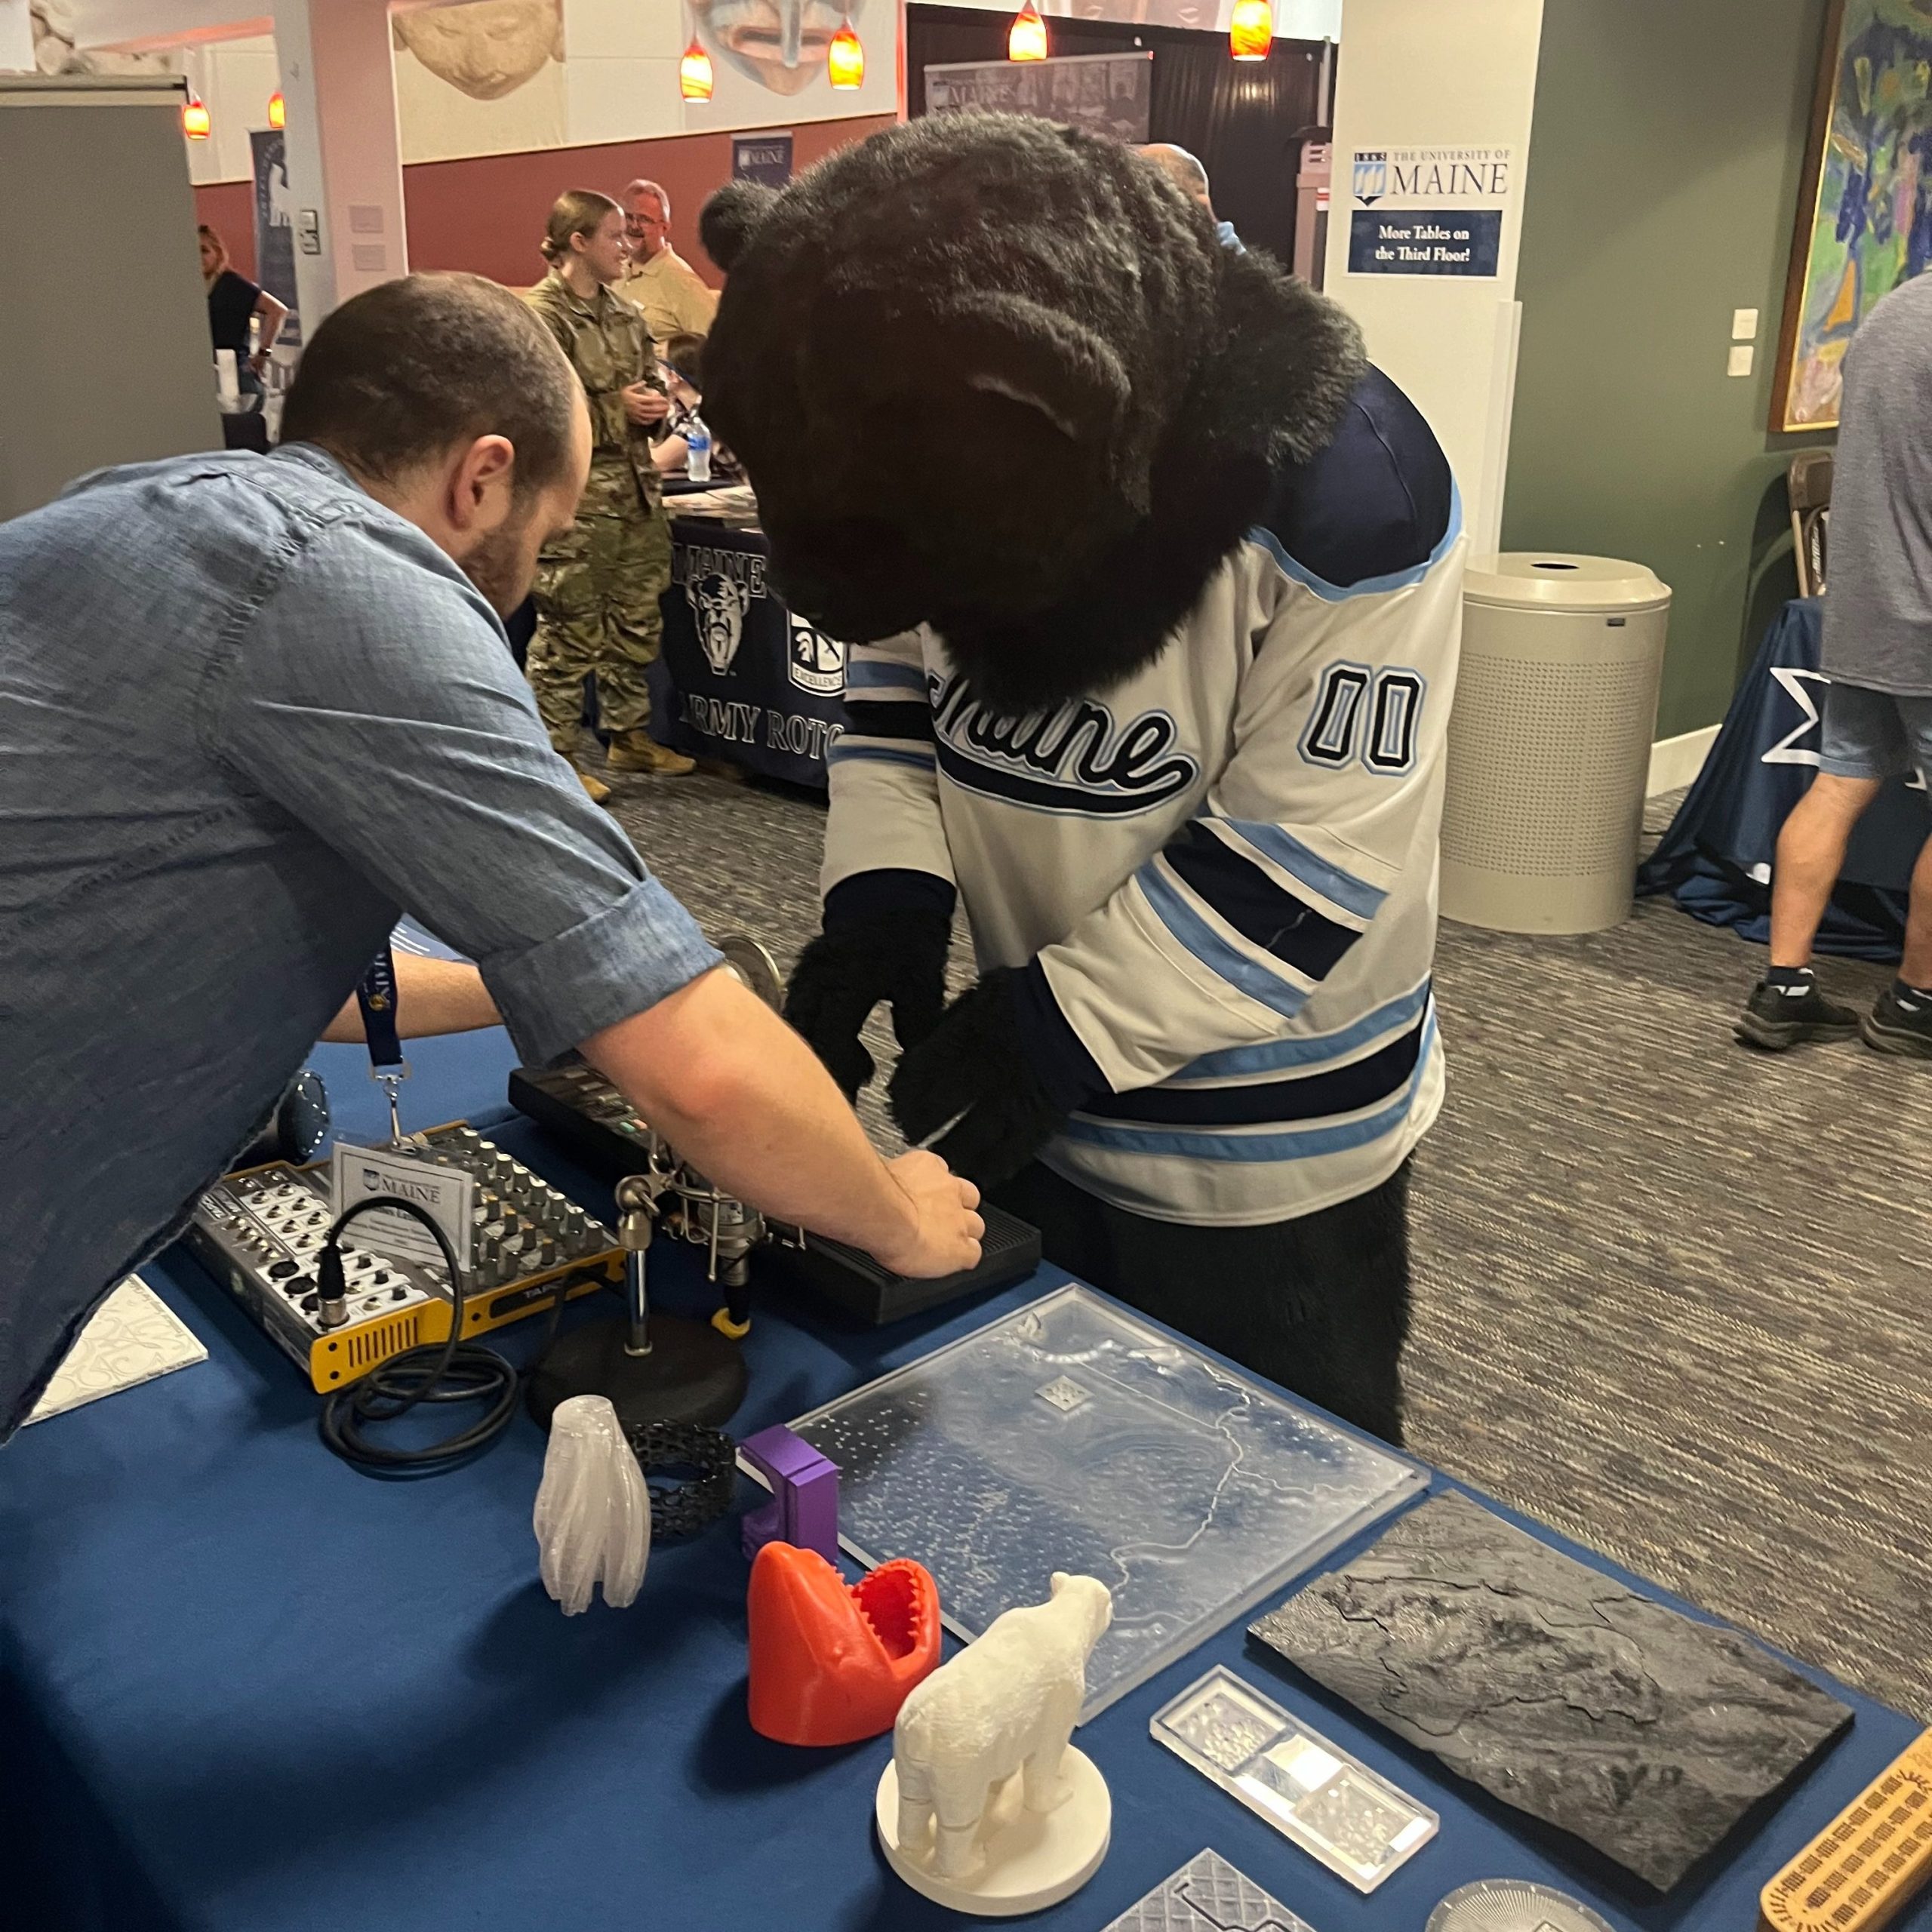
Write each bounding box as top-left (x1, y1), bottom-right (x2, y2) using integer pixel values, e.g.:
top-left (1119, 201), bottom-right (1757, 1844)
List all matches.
top-left (825, 739), bottom-right (937, 770)
top-left (1220, 819), bottom-right (1386, 921)
top-left (1137, 862), bottom-right (1310, 1020)
top-left (1247, 480), bottom-right (1464, 603)
top-left (1063, 1013), bottom-right (1436, 1161)
top-left (1172, 980), bottom-right (1432, 1081)
top-left (845, 659), bottom-right (928, 694)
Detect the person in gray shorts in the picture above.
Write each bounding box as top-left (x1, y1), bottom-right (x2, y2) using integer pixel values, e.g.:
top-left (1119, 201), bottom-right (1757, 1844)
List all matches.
top-left (1737, 275), bottom-right (1932, 1058)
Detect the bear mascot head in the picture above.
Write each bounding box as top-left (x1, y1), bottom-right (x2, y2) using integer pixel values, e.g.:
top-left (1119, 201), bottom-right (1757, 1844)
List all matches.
top-left (699, 113), bottom-right (1365, 715)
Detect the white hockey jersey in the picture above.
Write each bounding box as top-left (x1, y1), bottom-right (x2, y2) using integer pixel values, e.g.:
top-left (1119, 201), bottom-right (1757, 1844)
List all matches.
top-left (822, 368), bottom-right (1466, 1226)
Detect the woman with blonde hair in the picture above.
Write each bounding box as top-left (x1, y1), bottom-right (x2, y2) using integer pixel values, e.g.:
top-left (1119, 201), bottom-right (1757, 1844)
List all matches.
top-left (198, 223), bottom-right (288, 399)
top-left (521, 189), bottom-right (694, 800)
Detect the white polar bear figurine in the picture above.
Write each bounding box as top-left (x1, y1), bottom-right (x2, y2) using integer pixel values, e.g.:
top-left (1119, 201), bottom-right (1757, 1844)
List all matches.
top-left (892, 1572), bottom-right (1112, 1879)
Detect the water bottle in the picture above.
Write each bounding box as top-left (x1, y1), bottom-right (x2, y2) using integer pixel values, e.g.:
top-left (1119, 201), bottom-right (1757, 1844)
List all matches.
top-left (685, 414), bottom-right (712, 485)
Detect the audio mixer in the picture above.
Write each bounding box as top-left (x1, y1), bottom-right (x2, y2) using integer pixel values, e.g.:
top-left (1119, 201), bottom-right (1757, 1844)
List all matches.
top-left (186, 1124), bottom-right (622, 1392)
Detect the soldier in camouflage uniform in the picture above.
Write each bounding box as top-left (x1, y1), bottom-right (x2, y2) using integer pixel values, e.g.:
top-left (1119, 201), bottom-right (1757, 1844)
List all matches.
top-left (525, 189), bottom-right (695, 797)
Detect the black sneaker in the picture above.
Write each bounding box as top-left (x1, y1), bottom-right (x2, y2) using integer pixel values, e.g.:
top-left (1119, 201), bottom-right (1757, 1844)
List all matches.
top-left (1860, 985), bottom-right (1932, 1058)
top-left (1734, 979), bottom-right (1860, 1051)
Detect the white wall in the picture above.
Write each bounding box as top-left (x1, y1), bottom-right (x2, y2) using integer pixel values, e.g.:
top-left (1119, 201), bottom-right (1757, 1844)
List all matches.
top-left (1322, 0), bottom-right (1543, 561)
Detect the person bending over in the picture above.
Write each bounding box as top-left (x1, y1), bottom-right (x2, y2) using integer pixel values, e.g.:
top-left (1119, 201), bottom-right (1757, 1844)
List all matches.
top-left (0, 271), bottom-right (981, 1443)
top-left (701, 120), bottom-right (1463, 1444)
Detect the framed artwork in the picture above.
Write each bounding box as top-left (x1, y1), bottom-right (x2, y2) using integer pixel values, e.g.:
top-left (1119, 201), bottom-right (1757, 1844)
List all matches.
top-left (1773, 0), bottom-right (1932, 434)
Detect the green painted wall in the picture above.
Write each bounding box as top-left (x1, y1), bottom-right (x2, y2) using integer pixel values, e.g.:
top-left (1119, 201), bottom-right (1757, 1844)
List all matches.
top-left (1502, 0), bottom-right (1835, 740)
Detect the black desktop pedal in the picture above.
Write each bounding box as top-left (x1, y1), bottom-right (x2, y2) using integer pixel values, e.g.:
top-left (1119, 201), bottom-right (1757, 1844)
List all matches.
top-left (508, 1060), bottom-right (1042, 1324)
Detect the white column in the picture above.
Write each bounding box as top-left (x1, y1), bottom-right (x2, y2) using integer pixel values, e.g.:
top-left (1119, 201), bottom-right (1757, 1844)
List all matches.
top-left (1324, 0), bottom-right (1544, 561)
top-left (272, 0), bottom-right (407, 331)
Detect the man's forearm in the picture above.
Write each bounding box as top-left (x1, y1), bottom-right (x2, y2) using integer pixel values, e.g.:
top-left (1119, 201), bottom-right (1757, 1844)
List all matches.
top-left (582, 968), bottom-right (918, 1263)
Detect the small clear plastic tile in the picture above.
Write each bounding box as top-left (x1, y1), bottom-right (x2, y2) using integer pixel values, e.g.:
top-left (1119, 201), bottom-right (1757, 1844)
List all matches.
top-left (1149, 1666), bottom-right (1438, 1894)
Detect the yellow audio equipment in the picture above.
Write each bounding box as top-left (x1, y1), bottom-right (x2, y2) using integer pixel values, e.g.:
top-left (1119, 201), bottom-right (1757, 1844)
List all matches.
top-left (186, 1123), bottom-right (621, 1392)
top-left (1760, 1730), bottom-right (1932, 1932)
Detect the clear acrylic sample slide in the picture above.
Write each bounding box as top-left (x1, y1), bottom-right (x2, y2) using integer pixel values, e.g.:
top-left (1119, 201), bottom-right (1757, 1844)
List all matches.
top-left (788, 1284), bottom-right (1426, 1720)
top-left (1150, 1666), bottom-right (1438, 1893)
top-left (1102, 1848), bottom-right (1324, 1932)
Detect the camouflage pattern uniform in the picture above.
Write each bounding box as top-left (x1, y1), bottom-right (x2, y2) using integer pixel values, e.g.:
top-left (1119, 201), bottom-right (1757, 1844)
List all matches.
top-left (523, 272), bottom-right (669, 750)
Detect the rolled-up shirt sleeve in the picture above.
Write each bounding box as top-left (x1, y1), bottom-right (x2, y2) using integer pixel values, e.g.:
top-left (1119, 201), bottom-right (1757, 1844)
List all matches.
top-left (202, 511), bottom-right (721, 1062)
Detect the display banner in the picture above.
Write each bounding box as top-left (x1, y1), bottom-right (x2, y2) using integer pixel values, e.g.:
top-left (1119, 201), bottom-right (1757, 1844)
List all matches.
top-left (1345, 146), bottom-right (1510, 279)
top-left (659, 518), bottom-right (845, 787)
top-left (732, 131), bottom-right (793, 186)
top-left (251, 128), bottom-right (301, 345)
top-left (925, 50), bottom-right (1151, 143)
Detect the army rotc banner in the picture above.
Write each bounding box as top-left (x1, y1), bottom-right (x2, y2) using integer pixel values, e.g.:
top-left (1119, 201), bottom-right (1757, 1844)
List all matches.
top-left (658, 518), bottom-right (847, 787)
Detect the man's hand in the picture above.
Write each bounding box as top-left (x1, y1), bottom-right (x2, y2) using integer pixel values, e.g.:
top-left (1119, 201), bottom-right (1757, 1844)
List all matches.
top-left (622, 383), bottom-right (671, 428)
top-left (875, 1150), bottom-right (983, 1278)
top-left (583, 967), bottom-right (983, 1280)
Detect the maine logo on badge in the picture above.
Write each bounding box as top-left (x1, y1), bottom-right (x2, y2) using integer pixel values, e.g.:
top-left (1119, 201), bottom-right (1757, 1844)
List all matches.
top-left (688, 573), bottom-right (750, 676)
top-left (1353, 151), bottom-right (1389, 205)
top-left (787, 614), bottom-right (845, 696)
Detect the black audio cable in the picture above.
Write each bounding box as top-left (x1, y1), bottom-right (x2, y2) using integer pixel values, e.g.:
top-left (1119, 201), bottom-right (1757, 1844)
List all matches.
top-left (316, 1196), bottom-right (522, 1473)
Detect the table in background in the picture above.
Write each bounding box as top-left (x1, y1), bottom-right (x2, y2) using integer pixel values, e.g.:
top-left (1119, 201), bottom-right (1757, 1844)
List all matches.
top-left (654, 512), bottom-right (846, 787)
top-left (1639, 598), bottom-right (1932, 958)
top-left (5, 1038), bottom-right (1927, 1932)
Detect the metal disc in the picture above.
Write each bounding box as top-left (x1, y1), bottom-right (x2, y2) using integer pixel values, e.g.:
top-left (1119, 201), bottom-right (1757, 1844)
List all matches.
top-left (1426, 1880), bottom-right (1617, 1932)
top-left (717, 934), bottom-right (782, 1011)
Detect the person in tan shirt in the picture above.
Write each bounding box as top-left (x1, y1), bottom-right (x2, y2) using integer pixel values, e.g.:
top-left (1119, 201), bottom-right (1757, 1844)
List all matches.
top-left (619, 179), bottom-right (721, 345)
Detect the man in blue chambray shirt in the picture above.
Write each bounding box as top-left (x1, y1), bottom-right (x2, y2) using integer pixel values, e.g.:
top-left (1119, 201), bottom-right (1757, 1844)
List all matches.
top-left (0, 272), bottom-right (980, 1441)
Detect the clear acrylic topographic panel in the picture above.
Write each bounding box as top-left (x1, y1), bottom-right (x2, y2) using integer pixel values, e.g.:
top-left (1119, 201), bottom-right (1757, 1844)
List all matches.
top-left (787, 1285), bottom-right (1428, 1721)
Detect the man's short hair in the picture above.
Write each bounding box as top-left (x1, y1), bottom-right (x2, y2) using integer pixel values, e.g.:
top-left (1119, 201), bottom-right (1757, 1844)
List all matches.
top-left (623, 177), bottom-right (670, 220)
top-left (1137, 143), bottom-right (1212, 208)
top-left (280, 273), bottom-right (580, 500)
top-left (661, 331), bottom-right (706, 387)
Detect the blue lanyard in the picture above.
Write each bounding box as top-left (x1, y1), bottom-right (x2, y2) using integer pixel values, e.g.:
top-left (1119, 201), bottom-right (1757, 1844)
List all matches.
top-left (355, 946), bottom-right (409, 1141)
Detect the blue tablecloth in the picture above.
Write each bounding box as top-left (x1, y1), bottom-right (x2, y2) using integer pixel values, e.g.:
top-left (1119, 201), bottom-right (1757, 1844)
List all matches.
top-left (6, 1043), bottom-right (1927, 1932)
top-left (1638, 598), bottom-right (1932, 958)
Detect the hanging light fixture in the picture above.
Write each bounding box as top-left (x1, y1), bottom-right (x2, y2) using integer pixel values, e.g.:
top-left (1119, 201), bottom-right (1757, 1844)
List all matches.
top-left (182, 89), bottom-right (212, 140)
top-left (1008, 1), bottom-right (1048, 62)
top-left (1228, 0), bottom-right (1271, 60)
top-left (679, 35), bottom-right (714, 100)
top-left (827, 15), bottom-right (864, 89)
top-left (266, 88), bottom-right (285, 129)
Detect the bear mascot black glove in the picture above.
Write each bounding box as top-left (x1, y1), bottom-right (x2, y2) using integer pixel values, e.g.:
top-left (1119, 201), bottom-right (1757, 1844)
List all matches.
top-left (783, 895), bottom-right (951, 1102)
top-left (888, 968), bottom-right (1101, 1189)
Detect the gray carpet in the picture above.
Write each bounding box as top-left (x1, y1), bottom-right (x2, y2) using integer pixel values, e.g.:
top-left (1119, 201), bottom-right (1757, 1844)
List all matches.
top-left (601, 759), bottom-right (1932, 1721)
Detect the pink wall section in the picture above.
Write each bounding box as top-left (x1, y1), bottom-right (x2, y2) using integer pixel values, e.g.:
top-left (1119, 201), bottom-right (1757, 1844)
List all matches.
top-left (194, 116), bottom-right (894, 293)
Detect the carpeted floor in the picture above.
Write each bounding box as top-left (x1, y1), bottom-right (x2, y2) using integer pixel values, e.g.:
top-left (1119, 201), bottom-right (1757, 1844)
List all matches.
top-left (601, 757), bottom-right (1932, 1720)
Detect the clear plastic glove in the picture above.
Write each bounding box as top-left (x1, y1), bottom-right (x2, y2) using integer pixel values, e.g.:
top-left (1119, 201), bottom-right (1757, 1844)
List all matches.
top-left (534, 1394), bottom-right (651, 1614)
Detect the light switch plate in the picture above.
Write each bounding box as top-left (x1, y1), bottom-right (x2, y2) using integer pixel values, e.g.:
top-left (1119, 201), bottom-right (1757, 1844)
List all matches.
top-left (1728, 344), bottom-right (1756, 377)
top-left (1732, 306), bottom-right (1761, 340)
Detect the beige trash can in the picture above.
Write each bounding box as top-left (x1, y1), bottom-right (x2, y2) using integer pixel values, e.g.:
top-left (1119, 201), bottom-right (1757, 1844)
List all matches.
top-left (1441, 554), bottom-right (1672, 934)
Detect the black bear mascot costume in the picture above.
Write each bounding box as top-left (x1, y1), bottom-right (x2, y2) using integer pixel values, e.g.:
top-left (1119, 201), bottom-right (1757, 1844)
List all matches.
top-left (701, 115), bottom-right (1466, 1444)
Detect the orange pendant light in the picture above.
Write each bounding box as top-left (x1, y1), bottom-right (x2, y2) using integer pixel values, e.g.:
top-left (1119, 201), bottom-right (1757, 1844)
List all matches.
top-left (679, 35), bottom-right (715, 100)
top-left (1229, 0), bottom-right (1271, 60)
top-left (828, 15), bottom-right (864, 89)
top-left (182, 90), bottom-right (211, 140)
top-left (1008, 1), bottom-right (1048, 61)
top-left (266, 88), bottom-right (285, 129)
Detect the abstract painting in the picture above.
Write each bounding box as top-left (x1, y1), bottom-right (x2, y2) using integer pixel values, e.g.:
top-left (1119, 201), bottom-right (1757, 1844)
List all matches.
top-left (1775, 0), bottom-right (1932, 432)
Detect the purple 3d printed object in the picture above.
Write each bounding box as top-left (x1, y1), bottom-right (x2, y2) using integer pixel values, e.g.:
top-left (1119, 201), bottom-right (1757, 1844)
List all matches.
top-left (740, 1423), bottom-right (839, 1563)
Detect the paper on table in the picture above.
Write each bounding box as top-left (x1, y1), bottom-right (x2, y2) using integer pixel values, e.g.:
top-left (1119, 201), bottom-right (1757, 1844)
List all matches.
top-left (26, 1277), bottom-right (208, 1424)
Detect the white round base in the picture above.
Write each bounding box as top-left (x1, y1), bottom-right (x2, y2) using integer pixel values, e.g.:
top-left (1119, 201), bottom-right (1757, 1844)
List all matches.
top-left (874, 1748), bottom-right (1111, 1918)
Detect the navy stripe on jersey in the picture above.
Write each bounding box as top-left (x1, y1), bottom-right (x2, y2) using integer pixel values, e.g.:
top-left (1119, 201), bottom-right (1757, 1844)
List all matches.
top-left (823, 868), bottom-right (956, 928)
top-left (1080, 1011), bottom-right (1425, 1126)
top-left (1161, 821), bottom-right (1361, 981)
top-left (836, 698), bottom-right (934, 743)
top-left (1260, 366), bottom-right (1455, 594)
